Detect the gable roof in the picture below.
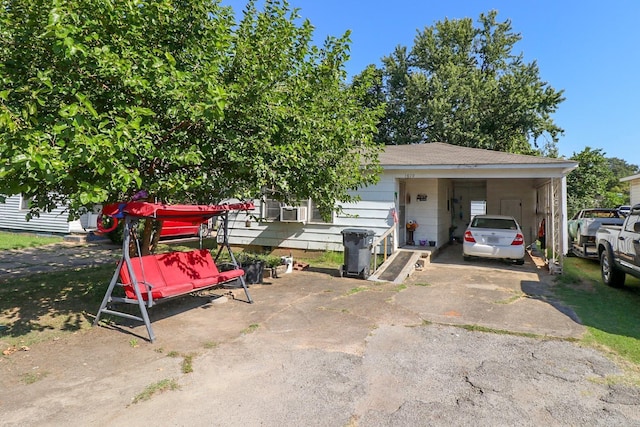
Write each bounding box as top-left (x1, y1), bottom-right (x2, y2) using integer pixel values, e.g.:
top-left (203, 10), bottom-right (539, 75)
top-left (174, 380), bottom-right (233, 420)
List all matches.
top-left (380, 142), bottom-right (577, 169)
top-left (620, 173), bottom-right (640, 182)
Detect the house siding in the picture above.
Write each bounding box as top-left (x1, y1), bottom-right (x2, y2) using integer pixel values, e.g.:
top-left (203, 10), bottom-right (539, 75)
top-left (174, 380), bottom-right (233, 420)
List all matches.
top-left (226, 175), bottom-right (397, 251)
top-left (0, 195), bottom-right (73, 234)
top-left (403, 178), bottom-right (439, 245)
top-left (631, 178), bottom-right (640, 206)
top-left (226, 175), bottom-right (559, 252)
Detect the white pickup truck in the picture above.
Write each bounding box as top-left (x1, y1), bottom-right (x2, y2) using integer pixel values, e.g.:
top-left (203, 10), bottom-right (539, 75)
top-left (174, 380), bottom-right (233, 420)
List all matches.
top-left (596, 204), bottom-right (640, 287)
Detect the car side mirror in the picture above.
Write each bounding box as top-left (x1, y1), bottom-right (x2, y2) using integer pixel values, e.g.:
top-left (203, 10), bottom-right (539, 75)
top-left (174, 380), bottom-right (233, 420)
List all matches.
top-left (634, 221), bottom-right (640, 233)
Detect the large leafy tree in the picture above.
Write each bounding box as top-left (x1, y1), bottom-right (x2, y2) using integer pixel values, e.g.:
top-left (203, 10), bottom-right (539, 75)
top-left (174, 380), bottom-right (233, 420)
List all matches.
top-left (605, 157), bottom-right (639, 207)
top-left (373, 10), bottom-right (564, 155)
top-left (566, 147), bottom-right (613, 216)
top-left (205, 1), bottom-right (382, 214)
top-left (0, 0), bottom-right (382, 222)
top-left (1, 0), bottom-right (232, 216)
top-left (567, 148), bottom-right (639, 216)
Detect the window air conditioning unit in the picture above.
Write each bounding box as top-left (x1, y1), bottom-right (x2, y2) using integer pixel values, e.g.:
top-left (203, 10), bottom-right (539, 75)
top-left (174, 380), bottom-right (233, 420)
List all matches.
top-left (280, 206), bottom-right (307, 223)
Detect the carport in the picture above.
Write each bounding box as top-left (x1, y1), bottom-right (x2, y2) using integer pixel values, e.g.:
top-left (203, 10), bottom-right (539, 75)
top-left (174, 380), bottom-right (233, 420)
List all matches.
top-left (382, 143), bottom-right (578, 273)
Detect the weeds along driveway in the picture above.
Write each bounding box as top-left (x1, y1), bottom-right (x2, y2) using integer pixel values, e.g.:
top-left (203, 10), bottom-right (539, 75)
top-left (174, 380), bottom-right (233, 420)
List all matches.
top-left (2, 244), bottom-right (640, 426)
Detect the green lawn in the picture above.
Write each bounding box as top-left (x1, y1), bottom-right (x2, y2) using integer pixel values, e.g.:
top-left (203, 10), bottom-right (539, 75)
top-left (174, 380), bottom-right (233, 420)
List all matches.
top-left (0, 231), bottom-right (64, 250)
top-left (554, 256), bottom-right (640, 367)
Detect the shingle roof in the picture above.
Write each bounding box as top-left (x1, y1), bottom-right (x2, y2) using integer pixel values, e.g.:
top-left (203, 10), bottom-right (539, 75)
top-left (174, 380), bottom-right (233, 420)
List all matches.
top-left (380, 142), bottom-right (576, 167)
top-left (620, 173), bottom-right (640, 182)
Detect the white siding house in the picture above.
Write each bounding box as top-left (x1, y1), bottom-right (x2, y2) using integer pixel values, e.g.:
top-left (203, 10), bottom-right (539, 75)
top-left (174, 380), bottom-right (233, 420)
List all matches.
top-left (1, 143), bottom-right (578, 266)
top-left (0, 194), bottom-right (98, 234)
top-left (225, 143), bottom-right (578, 269)
top-left (621, 173), bottom-right (640, 206)
top-left (225, 181), bottom-right (396, 252)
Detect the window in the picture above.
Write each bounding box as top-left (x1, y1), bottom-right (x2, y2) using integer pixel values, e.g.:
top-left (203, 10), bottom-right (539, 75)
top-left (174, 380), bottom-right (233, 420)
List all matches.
top-left (20, 194), bottom-right (32, 211)
top-left (262, 198), bottom-right (281, 221)
top-left (624, 214), bottom-right (639, 233)
top-left (309, 200), bottom-right (331, 223)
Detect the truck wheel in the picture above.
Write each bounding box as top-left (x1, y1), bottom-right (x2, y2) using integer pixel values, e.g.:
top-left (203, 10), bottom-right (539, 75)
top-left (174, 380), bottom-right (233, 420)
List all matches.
top-left (600, 248), bottom-right (625, 287)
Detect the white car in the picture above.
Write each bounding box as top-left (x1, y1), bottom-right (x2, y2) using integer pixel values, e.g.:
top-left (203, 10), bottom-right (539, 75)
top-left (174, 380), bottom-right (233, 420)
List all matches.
top-left (462, 215), bottom-right (525, 265)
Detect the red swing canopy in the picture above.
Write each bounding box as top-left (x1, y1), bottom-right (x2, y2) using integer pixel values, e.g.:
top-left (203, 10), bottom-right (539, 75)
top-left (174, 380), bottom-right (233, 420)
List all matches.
top-left (102, 201), bottom-right (255, 222)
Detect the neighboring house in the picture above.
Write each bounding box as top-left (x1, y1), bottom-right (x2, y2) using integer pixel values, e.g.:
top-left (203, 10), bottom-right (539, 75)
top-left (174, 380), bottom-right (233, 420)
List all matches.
top-left (225, 143), bottom-right (578, 272)
top-left (620, 173), bottom-right (640, 206)
top-left (0, 194), bottom-right (98, 234)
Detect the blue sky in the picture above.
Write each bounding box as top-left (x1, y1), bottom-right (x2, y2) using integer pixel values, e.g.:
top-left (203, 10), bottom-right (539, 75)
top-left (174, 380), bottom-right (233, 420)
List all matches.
top-left (222, 1), bottom-right (640, 168)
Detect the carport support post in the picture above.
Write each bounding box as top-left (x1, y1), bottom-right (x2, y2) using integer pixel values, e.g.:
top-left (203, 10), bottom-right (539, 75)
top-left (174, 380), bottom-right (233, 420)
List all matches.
top-left (548, 177), bottom-right (566, 274)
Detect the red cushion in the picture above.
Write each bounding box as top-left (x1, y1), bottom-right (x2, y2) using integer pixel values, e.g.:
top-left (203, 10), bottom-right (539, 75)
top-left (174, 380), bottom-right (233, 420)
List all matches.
top-left (120, 256), bottom-right (169, 300)
top-left (155, 250), bottom-right (213, 286)
top-left (119, 249), bottom-right (241, 300)
top-left (149, 282), bottom-right (194, 299)
top-left (216, 269), bottom-right (245, 283)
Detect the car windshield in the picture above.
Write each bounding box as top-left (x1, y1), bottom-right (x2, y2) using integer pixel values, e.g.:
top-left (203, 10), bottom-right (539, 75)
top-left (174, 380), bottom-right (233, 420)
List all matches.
top-left (471, 217), bottom-right (517, 230)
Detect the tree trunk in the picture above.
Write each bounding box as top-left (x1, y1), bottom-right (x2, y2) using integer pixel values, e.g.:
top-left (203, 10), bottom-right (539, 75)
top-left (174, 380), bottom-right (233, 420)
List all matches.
top-left (140, 219), bottom-right (163, 255)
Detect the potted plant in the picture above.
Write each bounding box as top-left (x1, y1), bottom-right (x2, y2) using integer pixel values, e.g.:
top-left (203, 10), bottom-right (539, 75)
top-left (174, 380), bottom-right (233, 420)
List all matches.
top-left (406, 220), bottom-right (418, 245)
top-left (235, 252), bottom-right (265, 284)
top-left (262, 254), bottom-right (287, 278)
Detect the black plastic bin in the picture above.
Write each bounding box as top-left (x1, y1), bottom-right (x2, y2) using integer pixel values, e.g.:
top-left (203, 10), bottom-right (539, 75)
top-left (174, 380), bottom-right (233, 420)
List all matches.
top-left (340, 228), bottom-right (375, 279)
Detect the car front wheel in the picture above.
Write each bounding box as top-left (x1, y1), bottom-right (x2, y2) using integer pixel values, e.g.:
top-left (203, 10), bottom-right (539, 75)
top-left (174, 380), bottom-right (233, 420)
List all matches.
top-left (600, 248), bottom-right (625, 287)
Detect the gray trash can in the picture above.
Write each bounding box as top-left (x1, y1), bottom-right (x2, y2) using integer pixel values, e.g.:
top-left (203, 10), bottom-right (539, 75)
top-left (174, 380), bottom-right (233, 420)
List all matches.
top-left (340, 228), bottom-right (375, 279)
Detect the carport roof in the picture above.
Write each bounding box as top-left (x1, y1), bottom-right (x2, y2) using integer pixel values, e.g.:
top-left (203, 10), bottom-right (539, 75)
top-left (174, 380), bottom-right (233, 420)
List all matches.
top-left (380, 142), bottom-right (577, 170)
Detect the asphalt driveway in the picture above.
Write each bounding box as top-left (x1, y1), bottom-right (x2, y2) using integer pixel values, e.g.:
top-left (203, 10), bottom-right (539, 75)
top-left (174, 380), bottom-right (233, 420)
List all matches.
top-left (2, 242), bottom-right (639, 426)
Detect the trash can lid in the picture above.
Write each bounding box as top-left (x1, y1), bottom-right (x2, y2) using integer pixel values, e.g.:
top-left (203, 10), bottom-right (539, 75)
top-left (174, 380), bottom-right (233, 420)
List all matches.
top-left (341, 228), bottom-right (375, 236)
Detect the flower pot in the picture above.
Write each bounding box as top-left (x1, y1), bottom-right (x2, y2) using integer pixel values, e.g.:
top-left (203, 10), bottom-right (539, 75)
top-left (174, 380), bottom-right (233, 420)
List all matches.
top-left (264, 265), bottom-right (287, 279)
top-left (242, 261), bottom-right (264, 284)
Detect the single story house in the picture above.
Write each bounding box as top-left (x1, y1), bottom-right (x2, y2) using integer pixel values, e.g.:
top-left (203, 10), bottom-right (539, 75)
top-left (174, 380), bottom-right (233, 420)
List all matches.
top-left (620, 173), bottom-right (640, 206)
top-left (225, 143), bottom-right (578, 272)
top-left (0, 194), bottom-right (99, 234)
top-left (1, 143), bottom-right (578, 271)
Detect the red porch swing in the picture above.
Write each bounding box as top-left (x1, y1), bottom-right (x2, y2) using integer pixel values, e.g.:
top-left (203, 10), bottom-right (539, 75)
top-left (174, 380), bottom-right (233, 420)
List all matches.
top-left (93, 201), bottom-right (254, 342)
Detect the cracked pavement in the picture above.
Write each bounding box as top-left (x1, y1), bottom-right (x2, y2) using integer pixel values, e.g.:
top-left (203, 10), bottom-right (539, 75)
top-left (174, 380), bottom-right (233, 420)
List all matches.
top-left (1, 243), bottom-right (639, 426)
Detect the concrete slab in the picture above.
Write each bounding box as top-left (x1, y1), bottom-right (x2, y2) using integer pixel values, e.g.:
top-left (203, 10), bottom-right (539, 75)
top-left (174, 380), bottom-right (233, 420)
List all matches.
top-left (403, 243), bottom-right (585, 338)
